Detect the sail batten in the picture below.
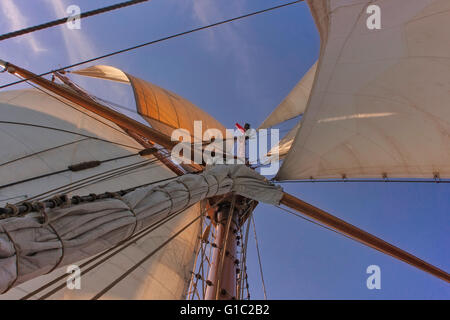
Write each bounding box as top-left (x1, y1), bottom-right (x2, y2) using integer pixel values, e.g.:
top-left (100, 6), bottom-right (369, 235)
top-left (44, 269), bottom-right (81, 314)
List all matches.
top-left (277, 0), bottom-right (450, 180)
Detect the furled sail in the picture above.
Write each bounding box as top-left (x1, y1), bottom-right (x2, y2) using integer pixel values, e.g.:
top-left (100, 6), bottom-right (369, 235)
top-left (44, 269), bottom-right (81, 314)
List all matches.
top-left (259, 62), bottom-right (317, 129)
top-left (0, 89), bottom-right (200, 299)
top-left (72, 65), bottom-right (226, 138)
top-left (0, 163), bottom-right (283, 298)
top-left (277, 0), bottom-right (450, 180)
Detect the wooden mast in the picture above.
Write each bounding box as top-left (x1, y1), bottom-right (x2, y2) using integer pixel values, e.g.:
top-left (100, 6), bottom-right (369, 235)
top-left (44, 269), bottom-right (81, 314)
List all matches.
top-left (2, 60), bottom-right (244, 298)
top-left (205, 198), bottom-right (240, 300)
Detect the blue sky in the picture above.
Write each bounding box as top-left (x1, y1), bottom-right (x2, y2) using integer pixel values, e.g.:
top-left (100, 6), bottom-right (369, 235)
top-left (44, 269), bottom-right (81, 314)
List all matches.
top-left (0, 0), bottom-right (448, 299)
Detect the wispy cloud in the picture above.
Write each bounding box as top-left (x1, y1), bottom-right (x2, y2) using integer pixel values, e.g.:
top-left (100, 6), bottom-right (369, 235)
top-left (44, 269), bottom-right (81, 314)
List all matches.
top-left (190, 1), bottom-right (255, 92)
top-left (50, 0), bottom-right (96, 65)
top-left (1, 0), bottom-right (46, 53)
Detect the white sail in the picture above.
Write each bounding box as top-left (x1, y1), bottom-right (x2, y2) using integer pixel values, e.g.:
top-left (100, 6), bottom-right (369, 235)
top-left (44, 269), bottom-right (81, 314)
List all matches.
top-left (0, 89), bottom-right (200, 299)
top-left (259, 62), bottom-right (317, 129)
top-left (277, 0), bottom-right (450, 180)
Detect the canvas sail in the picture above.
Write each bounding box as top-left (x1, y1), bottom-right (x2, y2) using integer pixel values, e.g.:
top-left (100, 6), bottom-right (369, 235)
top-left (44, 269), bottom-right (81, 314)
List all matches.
top-left (277, 0), bottom-right (450, 180)
top-left (0, 160), bottom-right (283, 298)
top-left (73, 65), bottom-right (226, 138)
top-left (0, 89), bottom-right (201, 299)
top-left (259, 62), bottom-right (317, 129)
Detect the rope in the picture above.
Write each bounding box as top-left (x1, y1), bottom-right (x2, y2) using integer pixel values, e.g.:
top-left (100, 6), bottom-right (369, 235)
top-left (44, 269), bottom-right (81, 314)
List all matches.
top-left (21, 156), bottom-right (167, 203)
top-left (27, 202), bottom-right (194, 300)
top-left (0, 121), bottom-right (141, 150)
top-left (0, 152), bottom-right (150, 191)
top-left (251, 215), bottom-right (267, 300)
top-left (0, 0), bottom-right (151, 41)
top-left (0, 158), bottom-right (176, 217)
top-left (22, 193), bottom-right (226, 300)
top-left (21, 77), bottom-right (137, 140)
top-left (91, 214), bottom-right (201, 299)
top-left (0, 1), bottom-right (304, 90)
top-left (90, 197), bottom-right (227, 300)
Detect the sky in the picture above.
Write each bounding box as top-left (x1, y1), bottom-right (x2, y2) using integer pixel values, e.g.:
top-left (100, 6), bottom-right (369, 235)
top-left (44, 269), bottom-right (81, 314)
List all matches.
top-left (0, 0), bottom-right (448, 299)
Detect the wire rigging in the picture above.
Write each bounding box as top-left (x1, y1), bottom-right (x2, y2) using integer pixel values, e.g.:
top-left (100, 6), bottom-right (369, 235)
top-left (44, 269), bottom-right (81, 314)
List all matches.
top-left (90, 196), bottom-right (227, 300)
top-left (0, 0), bottom-right (151, 41)
top-left (251, 215), bottom-right (267, 300)
top-left (0, 121), bottom-right (141, 150)
top-left (21, 190), bottom-right (226, 299)
top-left (0, 0), bottom-right (304, 90)
top-left (21, 77), bottom-right (137, 140)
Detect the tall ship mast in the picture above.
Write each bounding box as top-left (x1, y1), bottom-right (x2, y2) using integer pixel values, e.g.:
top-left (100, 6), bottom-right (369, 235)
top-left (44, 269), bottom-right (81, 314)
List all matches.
top-left (0, 0), bottom-right (449, 300)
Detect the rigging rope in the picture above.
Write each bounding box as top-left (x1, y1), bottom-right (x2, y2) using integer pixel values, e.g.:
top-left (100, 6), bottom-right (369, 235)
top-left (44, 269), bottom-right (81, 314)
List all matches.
top-left (20, 190), bottom-right (227, 299)
top-left (25, 157), bottom-right (167, 203)
top-left (21, 77), bottom-right (137, 140)
top-left (91, 213), bottom-right (201, 300)
top-left (0, 121), bottom-right (141, 150)
top-left (251, 215), bottom-right (267, 300)
top-left (90, 196), bottom-right (226, 300)
top-left (0, 151), bottom-right (152, 191)
top-left (0, 138), bottom-right (89, 168)
top-left (0, 0), bottom-right (151, 41)
top-left (275, 204), bottom-right (368, 245)
top-left (215, 196), bottom-right (237, 299)
top-left (0, 0), bottom-right (304, 90)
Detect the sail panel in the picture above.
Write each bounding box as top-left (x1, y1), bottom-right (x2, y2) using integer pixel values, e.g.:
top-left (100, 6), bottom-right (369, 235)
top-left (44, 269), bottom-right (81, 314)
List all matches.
top-left (7, 203), bottom-right (202, 300)
top-left (0, 165), bottom-right (283, 299)
top-left (0, 89), bottom-right (170, 205)
top-left (72, 65), bottom-right (226, 138)
top-left (259, 62), bottom-right (317, 129)
top-left (127, 74), bottom-right (226, 138)
top-left (277, 0), bottom-right (450, 180)
top-left (0, 89), bottom-right (201, 299)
